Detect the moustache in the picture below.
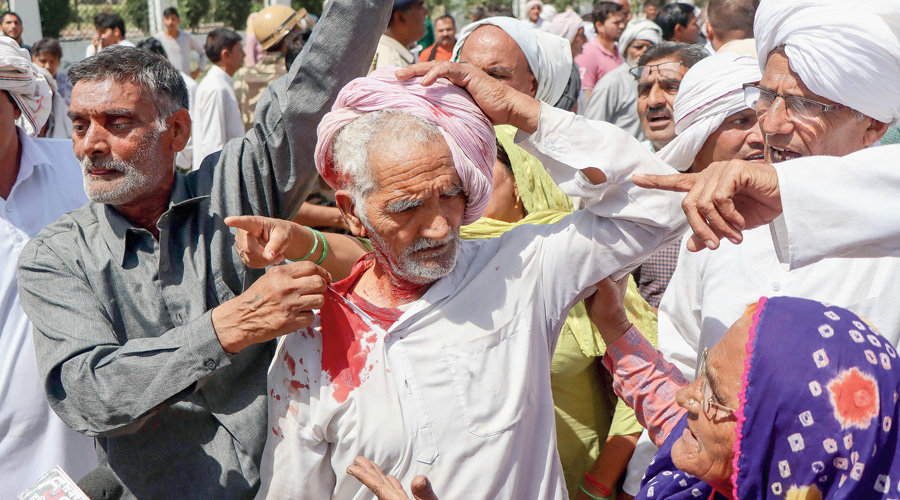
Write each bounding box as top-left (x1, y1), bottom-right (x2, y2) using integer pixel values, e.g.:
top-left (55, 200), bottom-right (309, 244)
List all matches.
top-left (407, 232), bottom-right (458, 254)
top-left (644, 104), bottom-right (672, 120)
top-left (79, 156), bottom-right (131, 174)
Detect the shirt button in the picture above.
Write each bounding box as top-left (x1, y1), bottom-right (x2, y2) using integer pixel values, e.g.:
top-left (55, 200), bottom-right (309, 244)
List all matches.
top-left (15, 234), bottom-right (23, 242)
top-left (5, 205), bottom-right (12, 212)
top-left (160, 262), bottom-right (169, 272)
top-left (772, 282), bottom-right (781, 292)
top-left (546, 141), bottom-right (555, 151)
top-left (205, 359), bottom-right (217, 370)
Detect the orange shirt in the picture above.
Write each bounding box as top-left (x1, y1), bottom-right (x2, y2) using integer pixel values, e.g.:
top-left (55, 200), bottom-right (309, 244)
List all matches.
top-left (420, 42), bottom-right (453, 62)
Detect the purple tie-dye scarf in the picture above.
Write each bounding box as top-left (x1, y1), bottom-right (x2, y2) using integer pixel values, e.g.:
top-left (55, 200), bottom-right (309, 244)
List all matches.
top-left (638, 296), bottom-right (900, 499)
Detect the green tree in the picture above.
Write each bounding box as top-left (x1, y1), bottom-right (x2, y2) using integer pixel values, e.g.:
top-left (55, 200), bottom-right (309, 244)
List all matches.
top-left (38, 0), bottom-right (73, 39)
top-left (291, 0), bottom-right (323, 17)
top-left (179, 0), bottom-right (212, 30)
top-left (214, 0), bottom-right (253, 30)
top-left (123, 0), bottom-right (150, 34)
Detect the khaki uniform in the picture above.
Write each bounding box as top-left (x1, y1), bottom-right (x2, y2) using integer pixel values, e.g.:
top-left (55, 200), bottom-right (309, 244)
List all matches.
top-left (233, 52), bottom-right (287, 131)
top-left (368, 34), bottom-right (416, 74)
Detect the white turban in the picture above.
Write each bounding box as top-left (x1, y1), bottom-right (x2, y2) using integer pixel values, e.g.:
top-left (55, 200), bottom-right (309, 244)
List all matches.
top-left (755, 0), bottom-right (900, 125)
top-left (0, 37), bottom-right (51, 136)
top-left (547, 10), bottom-right (583, 43)
top-left (657, 53), bottom-right (762, 171)
top-left (618, 20), bottom-right (662, 59)
top-left (453, 17), bottom-right (573, 105)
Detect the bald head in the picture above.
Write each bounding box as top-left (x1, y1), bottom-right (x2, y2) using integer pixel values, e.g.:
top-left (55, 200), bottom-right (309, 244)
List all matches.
top-left (707, 0), bottom-right (759, 49)
top-left (457, 25), bottom-right (537, 98)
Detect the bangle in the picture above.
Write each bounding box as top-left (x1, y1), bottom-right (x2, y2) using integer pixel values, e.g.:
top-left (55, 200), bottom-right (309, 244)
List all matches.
top-left (579, 484), bottom-right (612, 500)
top-left (314, 229), bottom-right (329, 265)
top-left (582, 474), bottom-right (612, 497)
top-left (290, 227), bottom-right (318, 262)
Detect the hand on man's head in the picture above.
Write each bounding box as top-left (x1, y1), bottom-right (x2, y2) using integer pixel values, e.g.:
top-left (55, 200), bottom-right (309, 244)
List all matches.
top-left (396, 61), bottom-right (541, 134)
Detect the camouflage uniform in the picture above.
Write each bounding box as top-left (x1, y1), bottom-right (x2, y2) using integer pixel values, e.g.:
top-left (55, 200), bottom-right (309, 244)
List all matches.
top-left (233, 52), bottom-right (287, 131)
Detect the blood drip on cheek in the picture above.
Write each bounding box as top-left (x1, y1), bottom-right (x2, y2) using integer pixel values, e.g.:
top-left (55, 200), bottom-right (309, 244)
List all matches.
top-left (319, 290), bottom-right (379, 403)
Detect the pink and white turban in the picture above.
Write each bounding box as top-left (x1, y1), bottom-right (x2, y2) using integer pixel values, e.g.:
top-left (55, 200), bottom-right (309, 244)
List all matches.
top-left (0, 36), bottom-right (51, 136)
top-left (314, 67), bottom-right (496, 225)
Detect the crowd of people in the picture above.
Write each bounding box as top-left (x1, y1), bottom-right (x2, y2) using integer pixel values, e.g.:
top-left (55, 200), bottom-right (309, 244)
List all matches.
top-left (1, 0), bottom-right (899, 499)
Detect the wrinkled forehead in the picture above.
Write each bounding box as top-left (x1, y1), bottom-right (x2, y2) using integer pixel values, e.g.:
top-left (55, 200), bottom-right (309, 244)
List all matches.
top-left (760, 49), bottom-right (840, 105)
top-left (638, 57), bottom-right (687, 84)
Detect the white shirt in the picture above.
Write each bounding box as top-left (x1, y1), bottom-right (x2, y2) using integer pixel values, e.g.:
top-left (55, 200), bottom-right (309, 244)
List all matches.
top-left (0, 128), bottom-right (95, 496)
top-left (84, 39), bottom-right (136, 58)
top-left (257, 104), bottom-right (687, 499)
top-left (658, 225), bottom-right (900, 382)
top-left (770, 144), bottom-right (900, 269)
top-left (176, 71), bottom-right (199, 171)
top-left (153, 30), bottom-right (207, 74)
top-left (193, 64), bottom-right (244, 171)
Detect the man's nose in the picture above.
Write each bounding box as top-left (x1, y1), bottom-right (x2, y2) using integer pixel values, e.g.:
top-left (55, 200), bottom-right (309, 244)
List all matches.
top-left (759, 97), bottom-right (794, 137)
top-left (79, 122), bottom-right (112, 159)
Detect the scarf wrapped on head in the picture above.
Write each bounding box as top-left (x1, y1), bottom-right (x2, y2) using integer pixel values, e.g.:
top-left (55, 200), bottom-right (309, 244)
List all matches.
top-left (638, 296), bottom-right (900, 499)
top-left (453, 17), bottom-right (573, 106)
top-left (0, 36), bottom-right (51, 136)
top-left (618, 20), bottom-right (662, 59)
top-left (755, 0), bottom-right (900, 125)
top-left (314, 67), bottom-right (496, 225)
top-left (657, 53), bottom-right (761, 172)
top-left (732, 296), bottom-right (900, 499)
top-left (547, 10), bottom-right (583, 44)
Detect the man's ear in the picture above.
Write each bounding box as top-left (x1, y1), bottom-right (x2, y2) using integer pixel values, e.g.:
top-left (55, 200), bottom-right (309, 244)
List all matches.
top-left (862, 118), bottom-right (890, 148)
top-left (704, 21), bottom-right (719, 50)
top-left (164, 108), bottom-right (191, 153)
top-left (335, 190), bottom-right (368, 238)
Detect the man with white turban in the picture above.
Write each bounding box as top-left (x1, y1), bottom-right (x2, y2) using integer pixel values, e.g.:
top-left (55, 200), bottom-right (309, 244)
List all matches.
top-left (582, 19), bottom-right (661, 137)
top-left (634, 0), bottom-right (900, 377)
top-left (634, 0), bottom-right (899, 267)
top-left (0, 36), bottom-right (95, 496)
top-left (547, 9), bottom-right (587, 57)
top-left (657, 53), bottom-right (764, 172)
top-left (252, 65), bottom-right (687, 498)
top-left (524, 0), bottom-right (545, 29)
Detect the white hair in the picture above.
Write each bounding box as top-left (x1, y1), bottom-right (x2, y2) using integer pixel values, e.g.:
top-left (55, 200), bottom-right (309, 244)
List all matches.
top-left (332, 109), bottom-right (443, 219)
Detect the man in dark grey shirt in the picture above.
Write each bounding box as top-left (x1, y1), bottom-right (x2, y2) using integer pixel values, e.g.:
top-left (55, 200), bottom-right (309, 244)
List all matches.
top-left (16, 1), bottom-right (391, 498)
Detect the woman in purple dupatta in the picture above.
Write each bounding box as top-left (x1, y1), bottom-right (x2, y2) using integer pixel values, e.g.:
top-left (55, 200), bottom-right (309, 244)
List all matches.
top-left (594, 294), bottom-right (900, 500)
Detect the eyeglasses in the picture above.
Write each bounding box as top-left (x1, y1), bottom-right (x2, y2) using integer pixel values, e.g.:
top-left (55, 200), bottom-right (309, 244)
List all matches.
top-left (698, 348), bottom-right (736, 418)
top-left (742, 83), bottom-right (849, 123)
top-left (629, 60), bottom-right (686, 81)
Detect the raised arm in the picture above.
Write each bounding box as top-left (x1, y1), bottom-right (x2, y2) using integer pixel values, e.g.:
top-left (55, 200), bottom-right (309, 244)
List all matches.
top-left (203, 0), bottom-right (393, 222)
top-left (586, 278), bottom-right (689, 446)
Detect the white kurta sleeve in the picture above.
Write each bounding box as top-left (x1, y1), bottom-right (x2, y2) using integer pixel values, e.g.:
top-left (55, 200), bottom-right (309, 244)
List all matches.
top-left (770, 144), bottom-right (900, 269)
top-left (516, 102), bottom-right (688, 326)
top-left (656, 235), bottom-right (704, 381)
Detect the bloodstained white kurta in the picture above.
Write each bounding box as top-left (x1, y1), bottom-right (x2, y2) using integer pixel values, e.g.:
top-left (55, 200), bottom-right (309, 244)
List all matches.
top-left (257, 103), bottom-right (687, 499)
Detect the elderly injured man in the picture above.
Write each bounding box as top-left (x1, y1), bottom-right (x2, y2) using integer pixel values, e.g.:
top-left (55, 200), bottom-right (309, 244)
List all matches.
top-left (236, 66), bottom-right (686, 499)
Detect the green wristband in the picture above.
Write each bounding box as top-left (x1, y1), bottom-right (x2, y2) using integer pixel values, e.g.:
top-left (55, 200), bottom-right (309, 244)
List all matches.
top-left (289, 227), bottom-right (318, 262)
top-left (314, 229), bottom-right (329, 266)
top-left (579, 485), bottom-right (612, 500)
